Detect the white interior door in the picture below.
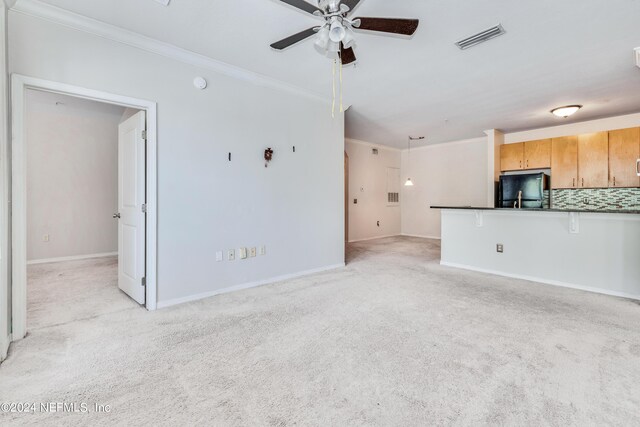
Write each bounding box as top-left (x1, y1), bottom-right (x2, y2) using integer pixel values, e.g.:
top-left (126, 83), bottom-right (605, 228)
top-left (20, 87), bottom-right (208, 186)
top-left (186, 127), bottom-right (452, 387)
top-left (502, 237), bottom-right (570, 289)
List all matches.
top-left (117, 111), bottom-right (146, 305)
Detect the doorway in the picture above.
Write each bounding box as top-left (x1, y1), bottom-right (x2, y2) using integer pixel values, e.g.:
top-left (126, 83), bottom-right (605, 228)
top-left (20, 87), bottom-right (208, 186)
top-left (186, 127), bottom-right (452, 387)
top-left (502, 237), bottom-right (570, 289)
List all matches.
top-left (8, 75), bottom-right (158, 342)
top-left (344, 150), bottom-right (349, 257)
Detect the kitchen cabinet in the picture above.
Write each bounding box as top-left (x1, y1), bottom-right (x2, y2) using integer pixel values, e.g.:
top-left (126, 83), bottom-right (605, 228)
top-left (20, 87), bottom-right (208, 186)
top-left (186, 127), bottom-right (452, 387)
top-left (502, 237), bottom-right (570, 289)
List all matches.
top-left (524, 139), bottom-right (551, 169)
top-left (501, 140), bottom-right (551, 172)
top-left (500, 142), bottom-right (524, 171)
top-left (551, 136), bottom-right (578, 189)
top-left (577, 132), bottom-right (608, 188)
top-left (608, 127), bottom-right (640, 188)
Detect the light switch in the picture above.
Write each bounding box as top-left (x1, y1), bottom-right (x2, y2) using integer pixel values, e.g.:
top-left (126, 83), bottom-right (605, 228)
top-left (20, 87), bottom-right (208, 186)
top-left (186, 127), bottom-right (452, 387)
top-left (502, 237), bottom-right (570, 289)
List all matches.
top-left (259, 246), bottom-right (266, 256)
top-left (249, 247), bottom-right (256, 257)
top-left (216, 251), bottom-right (223, 262)
top-left (227, 249), bottom-right (235, 261)
top-left (43, 234), bottom-right (50, 242)
top-left (239, 248), bottom-right (247, 259)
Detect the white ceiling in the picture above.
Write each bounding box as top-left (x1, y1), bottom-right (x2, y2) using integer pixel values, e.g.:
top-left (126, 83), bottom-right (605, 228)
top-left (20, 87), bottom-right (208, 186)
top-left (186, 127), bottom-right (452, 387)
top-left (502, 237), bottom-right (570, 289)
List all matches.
top-left (31, 0), bottom-right (640, 148)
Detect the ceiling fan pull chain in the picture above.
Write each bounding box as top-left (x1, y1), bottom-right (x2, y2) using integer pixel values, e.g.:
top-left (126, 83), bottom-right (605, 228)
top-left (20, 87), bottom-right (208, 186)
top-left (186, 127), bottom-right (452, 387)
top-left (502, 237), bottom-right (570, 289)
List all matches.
top-left (332, 59), bottom-right (336, 118)
top-left (339, 60), bottom-right (343, 113)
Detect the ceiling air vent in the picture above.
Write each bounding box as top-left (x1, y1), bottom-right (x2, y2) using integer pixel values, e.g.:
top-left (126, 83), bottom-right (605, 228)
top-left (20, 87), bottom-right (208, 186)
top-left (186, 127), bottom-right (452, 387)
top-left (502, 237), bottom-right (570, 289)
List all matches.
top-left (455, 24), bottom-right (506, 50)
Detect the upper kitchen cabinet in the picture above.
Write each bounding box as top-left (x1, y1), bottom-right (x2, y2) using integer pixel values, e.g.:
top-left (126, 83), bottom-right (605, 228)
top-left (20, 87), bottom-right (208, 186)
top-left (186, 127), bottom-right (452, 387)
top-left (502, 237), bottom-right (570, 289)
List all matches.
top-left (551, 136), bottom-right (578, 189)
top-left (524, 139), bottom-right (551, 169)
top-left (500, 142), bottom-right (524, 171)
top-left (501, 140), bottom-right (551, 172)
top-left (578, 132), bottom-right (609, 188)
top-left (608, 127), bottom-right (640, 188)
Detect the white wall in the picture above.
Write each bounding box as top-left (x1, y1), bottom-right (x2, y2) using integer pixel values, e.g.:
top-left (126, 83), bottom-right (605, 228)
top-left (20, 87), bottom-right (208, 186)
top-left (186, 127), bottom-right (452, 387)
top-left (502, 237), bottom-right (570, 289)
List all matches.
top-left (1, 2), bottom-right (10, 362)
top-left (8, 11), bottom-right (344, 306)
top-left (26, 90), bottom-right (123, 261)
top-left (441, 209), bottom-right (640, 299)
top-left (345, 139), bottom-right (401, 242)
top-left (401, 138), bottom-right (488, 239)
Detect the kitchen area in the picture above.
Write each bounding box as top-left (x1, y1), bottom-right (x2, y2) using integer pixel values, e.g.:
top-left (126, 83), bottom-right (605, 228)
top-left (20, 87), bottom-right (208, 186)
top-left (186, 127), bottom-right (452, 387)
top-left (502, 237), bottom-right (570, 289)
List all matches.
top-left (434, 124), bottom-right (640, 300)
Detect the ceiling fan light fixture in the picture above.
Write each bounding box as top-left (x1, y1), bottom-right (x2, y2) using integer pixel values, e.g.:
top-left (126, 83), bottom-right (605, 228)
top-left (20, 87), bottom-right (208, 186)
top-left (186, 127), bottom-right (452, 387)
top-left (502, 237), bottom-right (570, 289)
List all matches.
top-left (314, 25), bottom-right (330, 49)
top-left (329, 17), bottom-right (346, 43)
top-left (342, 26), bottom-right (356, 49)
top-left (324, 40), bottom-right (341, 59)
top-left (551, 105), bottom-right (582, 118)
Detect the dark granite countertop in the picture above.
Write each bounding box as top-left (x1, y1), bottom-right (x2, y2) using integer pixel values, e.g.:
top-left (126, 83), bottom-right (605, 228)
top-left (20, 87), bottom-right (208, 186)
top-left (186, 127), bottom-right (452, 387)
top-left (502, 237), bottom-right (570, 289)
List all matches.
top-left (430, 206), bottom-right (640, 215)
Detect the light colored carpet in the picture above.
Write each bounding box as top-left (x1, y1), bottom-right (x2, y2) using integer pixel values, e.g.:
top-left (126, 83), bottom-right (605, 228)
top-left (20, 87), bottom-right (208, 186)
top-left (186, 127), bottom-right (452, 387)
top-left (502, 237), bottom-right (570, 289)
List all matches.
top-left (1, 236), bottom-right (639, 426)
top-left (27, 256), bottom-right (138, 330)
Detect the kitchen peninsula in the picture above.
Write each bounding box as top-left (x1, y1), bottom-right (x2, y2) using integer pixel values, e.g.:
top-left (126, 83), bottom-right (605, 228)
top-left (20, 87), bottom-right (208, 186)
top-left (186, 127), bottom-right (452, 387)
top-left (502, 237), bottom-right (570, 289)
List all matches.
top-left (433, 207), bottom-right (640, 300)
top-left (432, 125), bottom-right (640, 300)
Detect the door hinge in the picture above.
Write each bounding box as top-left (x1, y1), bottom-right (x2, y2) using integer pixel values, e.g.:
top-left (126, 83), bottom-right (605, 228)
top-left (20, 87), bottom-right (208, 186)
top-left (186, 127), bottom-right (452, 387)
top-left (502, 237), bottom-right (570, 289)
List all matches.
top-left (141, 130), bottom-right (147, 140)
top-left (142, 204), bottom-right (147, 213)
top-left (141, 277), bottom-right (146, 287)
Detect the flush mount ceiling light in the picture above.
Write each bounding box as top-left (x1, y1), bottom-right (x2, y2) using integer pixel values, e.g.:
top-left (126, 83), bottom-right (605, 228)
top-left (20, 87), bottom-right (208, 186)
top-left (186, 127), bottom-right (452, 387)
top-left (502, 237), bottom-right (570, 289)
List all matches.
top-left (551, 105), bottom-right (582, 118)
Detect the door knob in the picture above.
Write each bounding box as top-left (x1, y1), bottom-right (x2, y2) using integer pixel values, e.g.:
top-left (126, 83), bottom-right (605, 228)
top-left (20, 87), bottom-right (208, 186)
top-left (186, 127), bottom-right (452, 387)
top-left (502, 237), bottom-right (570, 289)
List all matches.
top-left (113, 213), bottom-right (121, 219)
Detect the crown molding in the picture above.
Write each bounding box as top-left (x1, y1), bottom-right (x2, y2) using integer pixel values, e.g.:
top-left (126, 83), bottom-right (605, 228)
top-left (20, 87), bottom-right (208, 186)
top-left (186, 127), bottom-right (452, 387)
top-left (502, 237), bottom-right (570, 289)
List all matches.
top-left (402, 136), bottom-right (486, 152)
top-left (345, 138), bottom-right (401, 151)
top-left (9, 0), bottom-right (328, 104)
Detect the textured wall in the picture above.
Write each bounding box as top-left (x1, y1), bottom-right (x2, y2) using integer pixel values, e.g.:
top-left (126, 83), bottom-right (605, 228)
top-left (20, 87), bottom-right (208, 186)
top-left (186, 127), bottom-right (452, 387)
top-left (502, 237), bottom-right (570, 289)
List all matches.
top-left (26, 90), bottom-right (124, 261)
top-left (401, 138), bottom-right (488, 239)
top-left (11, 11), bottom-right (345, 305)
top-left (345, 140), bottom-right (401, 242)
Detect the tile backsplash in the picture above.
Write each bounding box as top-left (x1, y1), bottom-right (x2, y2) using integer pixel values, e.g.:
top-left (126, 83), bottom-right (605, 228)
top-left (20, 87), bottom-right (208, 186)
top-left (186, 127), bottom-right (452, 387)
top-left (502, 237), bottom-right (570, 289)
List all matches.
top-left (551, 188), bottom-right (640, 211)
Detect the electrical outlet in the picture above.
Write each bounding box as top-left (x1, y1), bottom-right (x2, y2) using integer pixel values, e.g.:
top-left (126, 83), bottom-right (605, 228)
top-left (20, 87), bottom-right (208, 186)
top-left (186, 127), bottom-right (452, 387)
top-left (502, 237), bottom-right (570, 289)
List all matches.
top-left (496, 244), bottom-right (504, 253)
top-left (259, 246), bottom-right (266, 256)
top-left (249, 247), bottom-right (256, 257)
top-left (43, 234), bottom-right (49, 242)
top-left (216, 251), bottom-right (223, 262)
top-left (239, 248), bottom-right (247, 259)
top-left (227, 249), bottom-right (235, 261)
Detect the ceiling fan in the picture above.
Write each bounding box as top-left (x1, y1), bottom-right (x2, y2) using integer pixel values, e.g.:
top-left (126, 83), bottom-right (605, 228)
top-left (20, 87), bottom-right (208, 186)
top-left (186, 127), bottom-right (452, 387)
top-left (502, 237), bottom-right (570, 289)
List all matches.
top-left (270, 0), bottom-right (419, 65)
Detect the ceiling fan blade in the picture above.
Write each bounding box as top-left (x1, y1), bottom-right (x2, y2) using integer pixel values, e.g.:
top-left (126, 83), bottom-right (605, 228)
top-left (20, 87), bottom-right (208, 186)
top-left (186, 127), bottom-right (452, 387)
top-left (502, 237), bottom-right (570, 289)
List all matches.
top-left (340, 43), bottom-right (357, 65)
top-left (340, 0), bottom-right (362, 13)
top-left (270, 27), bottom-right (318, 50)
top-left (353, 18), bottom-right (419, 36)
top-left (278, 0), bottom-right (323, 15)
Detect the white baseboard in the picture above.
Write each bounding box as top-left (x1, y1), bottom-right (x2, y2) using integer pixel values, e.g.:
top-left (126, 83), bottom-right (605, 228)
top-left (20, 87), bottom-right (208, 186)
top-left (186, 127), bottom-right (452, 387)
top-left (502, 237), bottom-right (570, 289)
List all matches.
top-left (401, 233), bottom-right (442, 240)
top-left (27, 252), bottom-right (117, 265)
top-left (157, 263), bottom-right (346, 309)
top-left (348, 234), bottom-right (400, 243)
top-left (440, 261), bottom-right (640, 301)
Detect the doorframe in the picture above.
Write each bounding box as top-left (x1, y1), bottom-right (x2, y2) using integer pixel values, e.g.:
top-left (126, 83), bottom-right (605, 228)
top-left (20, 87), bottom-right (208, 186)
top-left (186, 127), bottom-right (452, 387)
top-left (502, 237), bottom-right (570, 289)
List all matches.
top-left (8, 74), bottom-right (158, 341)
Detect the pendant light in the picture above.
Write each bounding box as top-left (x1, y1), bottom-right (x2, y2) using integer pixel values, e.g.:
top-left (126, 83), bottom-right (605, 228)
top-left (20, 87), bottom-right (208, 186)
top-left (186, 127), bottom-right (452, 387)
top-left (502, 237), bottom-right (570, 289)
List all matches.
top-left (405, 136), bottom-right (424, 186)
